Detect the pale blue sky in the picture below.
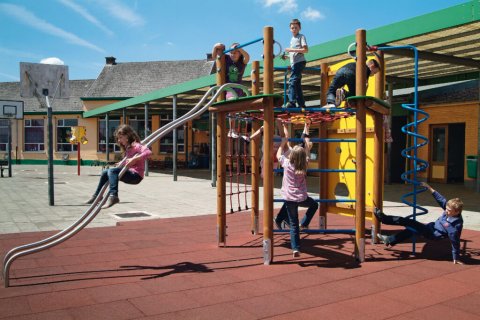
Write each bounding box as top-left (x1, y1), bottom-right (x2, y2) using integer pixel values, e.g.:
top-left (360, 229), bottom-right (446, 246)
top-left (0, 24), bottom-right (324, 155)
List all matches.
top-left (0, 0), bottom-right (468, 82)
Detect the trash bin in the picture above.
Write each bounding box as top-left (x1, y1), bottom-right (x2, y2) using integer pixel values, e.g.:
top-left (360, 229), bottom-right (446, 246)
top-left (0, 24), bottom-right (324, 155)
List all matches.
top-left (466, 155), bottom-right (478, 179)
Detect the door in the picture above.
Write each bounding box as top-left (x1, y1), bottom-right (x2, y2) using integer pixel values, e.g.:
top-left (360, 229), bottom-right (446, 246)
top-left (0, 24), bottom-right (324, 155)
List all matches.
top-left (429, 125), bottom-right (448, 183)
top-left (447, 123), bottom-right (465, 183)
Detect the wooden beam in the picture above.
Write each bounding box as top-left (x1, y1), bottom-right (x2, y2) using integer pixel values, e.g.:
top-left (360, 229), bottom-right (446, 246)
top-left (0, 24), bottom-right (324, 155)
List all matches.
top-left (381, 45), bottom-right (480, 68)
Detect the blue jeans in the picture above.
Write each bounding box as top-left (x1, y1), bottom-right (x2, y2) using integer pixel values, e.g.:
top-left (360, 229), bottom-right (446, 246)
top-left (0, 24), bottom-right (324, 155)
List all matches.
top-left (326, 68), bottom-right (355, 104)
top-left (380, 214), bottom-right (435, 245)
top-left (94, 167), bottom-right (143, 197)
top-left (284, 197), bottom-right (318, 251)
top-left (287, 61), bottom-right (306, 107)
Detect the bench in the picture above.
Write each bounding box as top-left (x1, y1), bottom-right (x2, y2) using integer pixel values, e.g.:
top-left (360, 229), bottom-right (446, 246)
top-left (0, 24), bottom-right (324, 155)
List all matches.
top-left (0, 160), bottom-right (8, 177)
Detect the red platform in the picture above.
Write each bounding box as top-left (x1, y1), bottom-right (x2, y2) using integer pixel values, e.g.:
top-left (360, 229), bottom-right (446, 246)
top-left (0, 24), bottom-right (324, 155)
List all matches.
top-left (1, 212), bottom-right (480, 319)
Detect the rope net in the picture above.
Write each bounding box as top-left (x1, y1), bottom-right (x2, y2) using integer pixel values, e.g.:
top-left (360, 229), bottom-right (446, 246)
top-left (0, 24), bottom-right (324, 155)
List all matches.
top-left (226, 114), bottom-right (251, 213)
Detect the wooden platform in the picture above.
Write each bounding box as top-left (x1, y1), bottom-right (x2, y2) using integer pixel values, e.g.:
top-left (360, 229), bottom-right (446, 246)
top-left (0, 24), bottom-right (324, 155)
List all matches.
top-left (346, 95), bottom-right (391, 115)
top-left (1, 212), bottom-right (480, 319)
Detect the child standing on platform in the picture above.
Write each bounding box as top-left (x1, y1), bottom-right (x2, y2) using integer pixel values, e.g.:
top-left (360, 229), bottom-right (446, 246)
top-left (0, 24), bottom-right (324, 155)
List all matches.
top-left (85, 124), bottom-right (152, 209)
top-left (282, 18), bottom-right (308, 108)
top-left (277, 120), bottom-right (318, 258)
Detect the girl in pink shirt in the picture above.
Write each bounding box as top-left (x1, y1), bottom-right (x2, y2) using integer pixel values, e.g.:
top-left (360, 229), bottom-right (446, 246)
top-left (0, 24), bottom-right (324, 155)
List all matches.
top-left (86, 124), bottom-right (152, 209)
top-left (277, 121), bottom-right (318, 258)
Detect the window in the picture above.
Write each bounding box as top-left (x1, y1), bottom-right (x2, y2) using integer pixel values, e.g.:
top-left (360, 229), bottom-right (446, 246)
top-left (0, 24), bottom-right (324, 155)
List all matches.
top-left (128, 115), bottom-right (152, 140)
top-left (160, 114), bottom-right (184, 153)
top-left (25, 119), bottom-right (44, 152)
top-left (432, 127), bottom-right (446, 162)
top-left (0, 119), bottom-right (8, 151)
top-left (98, 118), bottom-right (120, 153)
top-left (57, 119), bottom-right (78, 152)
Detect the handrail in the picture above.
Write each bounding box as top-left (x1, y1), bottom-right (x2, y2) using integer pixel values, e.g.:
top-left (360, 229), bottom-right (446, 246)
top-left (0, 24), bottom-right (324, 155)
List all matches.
top-left (2, 83), bottom-right (249, 287)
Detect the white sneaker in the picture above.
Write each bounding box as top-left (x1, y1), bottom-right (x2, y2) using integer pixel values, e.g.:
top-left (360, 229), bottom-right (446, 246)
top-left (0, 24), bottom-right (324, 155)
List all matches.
top-left (228, 131), bottom-right (239, 139)
top-left (292, 250), bottom-right (300, 258)
top-left (241, 135), bottom-right (250, 142)
top-left (320, 103), bottom-right (335, 110)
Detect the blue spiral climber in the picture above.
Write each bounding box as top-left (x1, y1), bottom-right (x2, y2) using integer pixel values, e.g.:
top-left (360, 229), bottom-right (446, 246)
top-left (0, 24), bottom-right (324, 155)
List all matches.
top-left (377, 45), bottom-right (429, 253)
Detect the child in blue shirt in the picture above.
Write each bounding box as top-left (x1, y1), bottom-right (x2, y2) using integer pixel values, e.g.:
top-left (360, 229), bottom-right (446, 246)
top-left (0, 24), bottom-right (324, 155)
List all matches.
top-left (282, 19), bottom-right (308, 108)
top-left (375, 182), bottom-right (464, 264)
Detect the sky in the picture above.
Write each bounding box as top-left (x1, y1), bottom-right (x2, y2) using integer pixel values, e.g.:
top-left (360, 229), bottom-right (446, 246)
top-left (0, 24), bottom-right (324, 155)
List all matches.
top-left (0, 0), bottom-right (469, 82)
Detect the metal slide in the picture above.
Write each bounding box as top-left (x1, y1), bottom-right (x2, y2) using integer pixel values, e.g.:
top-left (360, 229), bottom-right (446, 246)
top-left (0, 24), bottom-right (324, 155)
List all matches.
top-left (2, 83), bottom-right (248, 287)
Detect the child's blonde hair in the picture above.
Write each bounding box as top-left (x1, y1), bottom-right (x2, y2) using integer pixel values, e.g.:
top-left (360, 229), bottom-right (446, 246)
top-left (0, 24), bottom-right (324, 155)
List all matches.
top-left (289, 145), bottom-right (308, 175)
top-left (447, 198), bottom-right (464, 214)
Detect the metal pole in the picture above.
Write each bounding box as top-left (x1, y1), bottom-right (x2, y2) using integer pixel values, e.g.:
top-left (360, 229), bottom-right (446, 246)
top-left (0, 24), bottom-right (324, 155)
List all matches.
top-left (144, 103), bottom-right (149, 177)
top-left (105, 113), bottom-right (110, 163)
top-left (45, 93), bottom-right (54, 206)
top-left (173, 95), bottom-right (177, 181)
top-left (7, 119), bottom-right (12, 177)
top-left (77, 142), bottom-right (80, 176)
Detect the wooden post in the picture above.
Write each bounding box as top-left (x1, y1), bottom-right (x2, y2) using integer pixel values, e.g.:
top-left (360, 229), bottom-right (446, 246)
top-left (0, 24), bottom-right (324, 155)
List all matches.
top-left (319, 62), bottom-right (329, 229)
top-left (263, 26), bottom-right (274, 264)
top-left (355, 29), bottom-right (367, 262)
top-left (373, 51), bottom-right (385, 243)
top-left (216, 52), bottom-right (227, 245)
top-left (251, 61), bottom-right (260, 234)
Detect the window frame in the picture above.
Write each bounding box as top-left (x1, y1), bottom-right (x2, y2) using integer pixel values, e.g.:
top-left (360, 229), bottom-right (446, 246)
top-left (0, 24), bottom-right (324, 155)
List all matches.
top-left (24, 118), bottom-right (45, 152)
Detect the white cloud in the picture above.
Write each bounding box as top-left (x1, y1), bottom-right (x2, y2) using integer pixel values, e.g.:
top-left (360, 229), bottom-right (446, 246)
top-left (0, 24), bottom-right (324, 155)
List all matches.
top-left (0, 4), bottom-right (106, 53)
top-left (58, 0), bottom-right (114, 36)
top-left (301, 7), bottom-right (324, 21)
top-left (97, 0), bottom-right (145, 27)
top-left (40, 57), bottom-right (65, 65)
top-left (166, 42), bottom-right (174, 46)
top-left (262, 0), bottom-right (298, 13)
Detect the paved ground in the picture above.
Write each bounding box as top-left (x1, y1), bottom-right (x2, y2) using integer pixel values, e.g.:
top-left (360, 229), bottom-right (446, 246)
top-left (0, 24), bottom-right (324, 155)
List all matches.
top-left (0, 165), bottom-right (479, 234)
top-left (1, 165), bottom-right (480, 319)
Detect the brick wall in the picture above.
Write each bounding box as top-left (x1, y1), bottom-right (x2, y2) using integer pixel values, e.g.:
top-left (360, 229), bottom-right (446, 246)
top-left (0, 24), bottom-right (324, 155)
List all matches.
top-left (417, 101), bottom-right (479, 180)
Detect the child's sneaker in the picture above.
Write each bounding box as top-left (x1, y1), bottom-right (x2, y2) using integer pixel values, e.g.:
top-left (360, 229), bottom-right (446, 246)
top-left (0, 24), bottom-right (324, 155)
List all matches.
top-left (377, 234), bottom-right (392, 247)
top-left (335, 88), bottom-right (345, 106)
top-left (102, 195), bottom-right (120, 209)
top-left (228, 130), bottom-right (239, 139)
top-left (320, 103), bottom-right (335, 110)
top-left (292, 250), bottom-right (300, 258)
top-left (284, 101), bottom-right (295, 108)
top-left (84, 195), bottom-right (99, 205)
top-left (241, 135), bottom-right (250, 143)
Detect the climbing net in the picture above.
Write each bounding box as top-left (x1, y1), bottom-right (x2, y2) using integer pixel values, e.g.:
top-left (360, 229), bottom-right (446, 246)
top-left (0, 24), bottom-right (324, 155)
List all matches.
top-left (226, 114), bottom-right (252, 213)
